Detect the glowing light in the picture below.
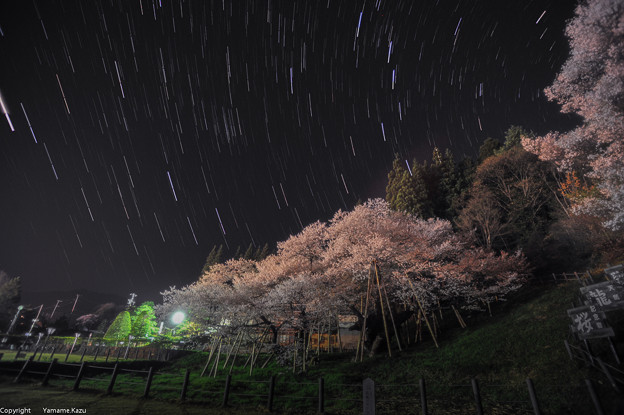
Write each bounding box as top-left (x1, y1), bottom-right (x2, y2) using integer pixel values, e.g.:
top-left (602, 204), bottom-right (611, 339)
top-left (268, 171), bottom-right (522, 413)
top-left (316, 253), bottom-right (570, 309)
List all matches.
top-left (172, 311), bottom-right (185, 325)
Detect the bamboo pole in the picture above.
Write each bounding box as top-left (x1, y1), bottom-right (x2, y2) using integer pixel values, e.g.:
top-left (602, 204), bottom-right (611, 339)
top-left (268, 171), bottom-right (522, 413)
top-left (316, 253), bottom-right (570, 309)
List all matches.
top-left (381, 280), bottom-right (402, 352)
top-left (407, 279), bottom-right (439, 348)
top-left (201, 336), bottom-right (221, 377)
top-left (452, 305), bottom-right (467, 329)
top-left (211, 340), bottom-right (223, 377)
top-left (317, 323), bottom-right (321, 355)
top-left (359, 267), bottom-right (373, 362)
top-left (223, 332), bottom-right (242, 368)
top-left (337, 315), bottom-right (343, 352)
top-left (374, 261), bottom-right (392, 357)
top-left (228, 332), bottom-right (243, 374)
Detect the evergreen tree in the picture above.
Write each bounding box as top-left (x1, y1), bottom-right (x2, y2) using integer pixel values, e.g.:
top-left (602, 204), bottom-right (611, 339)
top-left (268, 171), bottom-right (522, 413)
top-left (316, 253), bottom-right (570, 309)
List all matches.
top-left (233, 245), bottom-right (242, 259)
top-left (256, 242), bottom-right (271, 260)
top-left (130, 302), bottom-right (157, 338)
top-left (496, 125), bottom-right (533, 154)
top-left (243, 243), bottom-right (255, 260)
top-left (478, 138), bottom-right (501, 163)
top-left (104, 311), bottom-right (132, 341)
top-left (202, 244), bottom-right (224, 273)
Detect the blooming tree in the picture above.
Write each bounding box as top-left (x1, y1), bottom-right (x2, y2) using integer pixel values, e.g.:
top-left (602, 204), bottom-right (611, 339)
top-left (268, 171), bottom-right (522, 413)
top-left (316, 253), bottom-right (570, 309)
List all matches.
top-left (158, 199), bottom-right (527, 354)
top-left (522, 0), bottom-right (624, 229)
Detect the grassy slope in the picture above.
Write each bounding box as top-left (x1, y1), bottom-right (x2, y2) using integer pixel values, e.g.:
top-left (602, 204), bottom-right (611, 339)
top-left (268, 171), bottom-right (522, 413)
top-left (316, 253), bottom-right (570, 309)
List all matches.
top-left (2, 282), bottom-right (619, 414)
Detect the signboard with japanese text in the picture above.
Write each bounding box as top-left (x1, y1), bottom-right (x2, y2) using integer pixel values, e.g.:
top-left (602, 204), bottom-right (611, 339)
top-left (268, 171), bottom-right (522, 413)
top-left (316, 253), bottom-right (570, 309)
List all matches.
top-left (605, 265), bottom-right (624, 283)
top-left (580, 281), bottom-right (624, 311)
top-left (567, 305), bottom-right (614, 339)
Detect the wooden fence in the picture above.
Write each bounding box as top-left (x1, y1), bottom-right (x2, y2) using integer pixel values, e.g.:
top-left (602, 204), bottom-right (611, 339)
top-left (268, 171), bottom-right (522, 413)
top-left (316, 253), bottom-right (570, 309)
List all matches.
top-left (0, 354), bottom-right (608, 414)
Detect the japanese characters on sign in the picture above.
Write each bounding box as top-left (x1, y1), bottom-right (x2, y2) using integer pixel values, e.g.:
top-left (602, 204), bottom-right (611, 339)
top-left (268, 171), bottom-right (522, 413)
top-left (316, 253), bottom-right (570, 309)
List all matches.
top-left (567, 305), bottom-right (615, 339)
top-left (604, 265), bottom-right (624, 283)
top-left (580, 280), bottom-right (624, 311)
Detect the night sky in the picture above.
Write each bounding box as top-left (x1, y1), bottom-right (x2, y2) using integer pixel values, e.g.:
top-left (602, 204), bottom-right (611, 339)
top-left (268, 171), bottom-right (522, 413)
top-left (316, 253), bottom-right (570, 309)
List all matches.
top-left (0, 0), bottom-right (578, 301)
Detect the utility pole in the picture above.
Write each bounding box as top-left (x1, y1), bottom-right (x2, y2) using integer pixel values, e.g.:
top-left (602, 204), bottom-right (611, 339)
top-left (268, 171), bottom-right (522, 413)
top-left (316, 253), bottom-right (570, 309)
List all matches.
top-left (71, 294), bottom-right (80, 314)
top-left (50, 300), bottom-right (62, 319)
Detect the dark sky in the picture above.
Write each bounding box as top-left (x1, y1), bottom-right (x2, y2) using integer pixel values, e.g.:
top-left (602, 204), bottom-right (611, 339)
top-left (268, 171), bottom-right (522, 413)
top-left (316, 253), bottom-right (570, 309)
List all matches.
top-left (0, 0), bottom-right (578, 302)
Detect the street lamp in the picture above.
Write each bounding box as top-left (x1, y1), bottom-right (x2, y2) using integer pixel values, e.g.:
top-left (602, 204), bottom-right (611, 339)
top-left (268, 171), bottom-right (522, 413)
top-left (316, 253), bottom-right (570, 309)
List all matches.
top-left (171, 311), bottom-right (185, 337)
top-left (172, 311), bottom-right (185, 325)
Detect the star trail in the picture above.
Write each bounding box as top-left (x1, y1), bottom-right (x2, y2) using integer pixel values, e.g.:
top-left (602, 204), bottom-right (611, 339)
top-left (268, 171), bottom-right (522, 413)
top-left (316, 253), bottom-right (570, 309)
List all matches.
top-left (0, 0), bottom-right (577, 299)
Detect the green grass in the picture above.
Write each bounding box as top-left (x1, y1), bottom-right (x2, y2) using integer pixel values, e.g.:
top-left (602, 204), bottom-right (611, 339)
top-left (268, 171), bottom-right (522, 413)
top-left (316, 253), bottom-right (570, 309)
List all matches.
top-left (3, 282), bottom-right (622, 414)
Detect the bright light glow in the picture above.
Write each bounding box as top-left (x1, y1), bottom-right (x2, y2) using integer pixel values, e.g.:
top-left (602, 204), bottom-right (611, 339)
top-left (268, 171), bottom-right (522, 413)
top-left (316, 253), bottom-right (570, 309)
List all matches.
top-left (172, 311), bottom-right (185, 325)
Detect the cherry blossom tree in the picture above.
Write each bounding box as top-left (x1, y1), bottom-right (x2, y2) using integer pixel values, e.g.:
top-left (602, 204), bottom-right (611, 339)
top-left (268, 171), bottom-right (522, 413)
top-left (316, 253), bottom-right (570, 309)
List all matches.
top-left (157, 199), bottom-right (528, 355)
top-left (522, 0), bottom-right (624, 230)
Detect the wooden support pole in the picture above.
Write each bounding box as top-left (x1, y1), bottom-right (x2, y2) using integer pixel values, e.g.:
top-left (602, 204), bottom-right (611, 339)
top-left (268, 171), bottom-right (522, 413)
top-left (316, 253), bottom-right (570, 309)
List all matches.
top-left (201, 336), bottom-right (220, 377)
top-left (107, 363), bottom-right (120, 395)
top-left (143, 367), bottom-right (154, 398)
top-left (381, 281), bottom-right (402, 351)
top-left (419, 377), bottom-right (428, 415)
top-left (73, 361), bottom-right (87, 390)
top-left (407, 280), bottom-right (439, 348)
top-left (267, 375), bottom-right (276, 411)
top-left (318, 377), bottom-right (325, 414)
top-left (93, 347), bottom-right (100, 361)
top-left (471, 378), bottom-right (484, 415)
top-left (14, 356), bottom-right (33, 383)
top-left (223, 333), bottom-right (241, 368)
top-left (359, 268), bottom-right (374, 362)
top-left (180, 369), bottom-right (190, 401)
top-left (211, 341), bottom-right (223, 378)
top-left (374, 261), bottom-right (392, 357)
top-left (229, 334), bottom-right (243, 374)
top-left (222, 374), bottom-right (232, 407)
top-left (41, 358), bottom-right (57, 386)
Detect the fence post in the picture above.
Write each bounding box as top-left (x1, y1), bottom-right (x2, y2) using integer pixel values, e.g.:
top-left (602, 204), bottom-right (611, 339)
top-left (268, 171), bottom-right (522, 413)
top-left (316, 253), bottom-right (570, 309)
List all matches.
top-left (585, 378), bottom-right (605, 415)
top-left (267, 375), bottom-right (276, 411)
top-left (49, 347), bottom-right (56, 361)
top-left (419, 377), bottom-right (428, 415)
top-left (107, 363), bottom-right (120, 394)
top-left (31, 347), bottom-right (39, 360)
top-left (222, 374), bottom-right (232, 407)
top-left (14, 356), bottom-right (33, 383)
top-left (143, 367), bottom-right (154, 398)
top-left (65, 345), bottom-right (72, 362)
top-left (42, 358), bottom-right (57, 386)
top-left (0, 352), bottom-right (3, 361)
top-left (93, 347), bottom-right (100, 361)
top-left (80, 348), bottom-right (87, 362)
top-left (180, 369), bottom-right (191, 401)
top-left (38, 347), bottom-right (45, 361)
top-left (73, 361), bottom-right (87, 390)
top-left (318, 377), bottom-right (325, 414)
top-left (471, 378), bottom-right (484, 415)
top-left (105, 348), bottom-right (111, 363)
top-left (526, 378), bottom-right (541, 415)
top-left (363, 378), bottom-right (375, 415)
